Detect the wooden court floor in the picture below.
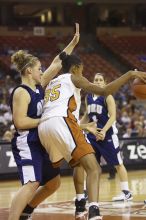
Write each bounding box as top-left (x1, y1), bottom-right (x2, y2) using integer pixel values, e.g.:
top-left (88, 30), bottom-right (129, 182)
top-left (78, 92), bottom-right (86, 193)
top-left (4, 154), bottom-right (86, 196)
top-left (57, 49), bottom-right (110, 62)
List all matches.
top-left (0, 170), bottom-right (146, 220)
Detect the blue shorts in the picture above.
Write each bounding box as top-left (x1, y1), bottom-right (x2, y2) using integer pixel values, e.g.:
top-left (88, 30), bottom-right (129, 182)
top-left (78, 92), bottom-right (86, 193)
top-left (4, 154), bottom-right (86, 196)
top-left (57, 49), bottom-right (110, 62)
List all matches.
top-left (87, 133), bottom-right (123, 166)
top-left (12, 138), bottom-right (60, 185)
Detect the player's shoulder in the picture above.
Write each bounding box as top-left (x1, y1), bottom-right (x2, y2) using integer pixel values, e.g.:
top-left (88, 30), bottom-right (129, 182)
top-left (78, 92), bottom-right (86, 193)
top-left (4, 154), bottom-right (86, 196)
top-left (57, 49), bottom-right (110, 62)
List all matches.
top-left (106, 94), bottom-right (115, 102)
top-left (13, 86), bottom-right (30, 99)
top-left (50, 73), bottom-right (71, 84)
top-left (58, 73), bottom-right (71, 80)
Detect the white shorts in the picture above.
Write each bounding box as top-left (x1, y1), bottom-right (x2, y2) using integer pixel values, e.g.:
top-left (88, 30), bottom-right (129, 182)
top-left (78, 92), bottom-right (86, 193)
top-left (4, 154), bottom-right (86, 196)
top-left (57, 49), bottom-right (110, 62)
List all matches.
top-left (38, 116), bottom-right (94, 167)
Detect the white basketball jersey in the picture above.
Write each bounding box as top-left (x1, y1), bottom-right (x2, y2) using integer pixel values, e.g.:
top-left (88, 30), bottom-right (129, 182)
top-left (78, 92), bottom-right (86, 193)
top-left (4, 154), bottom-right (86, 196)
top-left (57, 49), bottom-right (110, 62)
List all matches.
top-left (42, 74), bottom-right (81, 121)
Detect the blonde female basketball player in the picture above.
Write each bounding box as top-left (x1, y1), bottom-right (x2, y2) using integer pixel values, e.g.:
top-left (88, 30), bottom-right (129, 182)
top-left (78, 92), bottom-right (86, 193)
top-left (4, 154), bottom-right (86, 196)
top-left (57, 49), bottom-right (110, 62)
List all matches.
top-left (9, 24), bottom-right (80, 220)
top-left (38, 52), bottom-right (146, 220)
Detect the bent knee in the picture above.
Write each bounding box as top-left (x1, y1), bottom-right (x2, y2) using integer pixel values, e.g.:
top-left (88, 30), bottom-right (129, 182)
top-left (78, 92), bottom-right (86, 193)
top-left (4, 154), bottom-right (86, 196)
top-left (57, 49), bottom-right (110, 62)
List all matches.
top-left (54, 175), bottom-right (61, 189)
top-left (115, 163), bottom-right (124, 170)
top-left (45, 175), bottom-right (61, 191)
top-left (27, 181), bottom-right (40, 190)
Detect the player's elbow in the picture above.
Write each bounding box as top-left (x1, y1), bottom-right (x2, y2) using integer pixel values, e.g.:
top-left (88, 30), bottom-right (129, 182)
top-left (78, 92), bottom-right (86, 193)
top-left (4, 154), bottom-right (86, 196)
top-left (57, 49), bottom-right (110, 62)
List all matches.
top-left (111, 116), bottom-right (116, 123)
top-left (14, 119), bottom-right (25, 130)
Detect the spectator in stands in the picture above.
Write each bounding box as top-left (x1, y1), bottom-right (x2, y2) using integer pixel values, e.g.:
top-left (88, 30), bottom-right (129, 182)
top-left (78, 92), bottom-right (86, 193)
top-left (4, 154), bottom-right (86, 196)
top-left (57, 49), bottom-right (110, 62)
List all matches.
top-left (121, 111), bottom-right (131, 126)
top-left (2, 124), bottom-right (15, 142)
top-left (123, 128), bottom-right (132, 138)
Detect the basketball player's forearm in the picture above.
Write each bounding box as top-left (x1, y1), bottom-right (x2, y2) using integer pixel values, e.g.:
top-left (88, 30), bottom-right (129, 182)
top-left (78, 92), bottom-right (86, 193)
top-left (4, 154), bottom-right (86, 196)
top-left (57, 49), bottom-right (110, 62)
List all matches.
top-left (43, 39), bottom-right (77, 81)
top-left (41, 61), bottom-right (61, 88)
top-left (15, 117), bottom-right (40, 130)
top-left (80, 113), bottom-right (89, 124)
top-left (63, 38), bottom-right (78, 55)
top-left (62, 23), bottom-right (79, 55)
top-left (104, 71), bottom-right (132, 95)
top-left (102, 117), bottom-right (115, 133)
top-left (80, 123), bottom-right (89, 130)
top-left (41, 37), bottom-right (78, 88)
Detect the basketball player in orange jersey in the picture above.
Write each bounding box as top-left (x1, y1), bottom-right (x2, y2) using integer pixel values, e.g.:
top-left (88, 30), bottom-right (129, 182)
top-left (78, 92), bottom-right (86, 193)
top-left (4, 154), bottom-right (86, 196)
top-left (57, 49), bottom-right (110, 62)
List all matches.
top-left (38, 52), bottom-right (146, 220)
top-left (79, 73), bottom-right (132, 202)
top-left (8, 23), bottom-right (80, 220)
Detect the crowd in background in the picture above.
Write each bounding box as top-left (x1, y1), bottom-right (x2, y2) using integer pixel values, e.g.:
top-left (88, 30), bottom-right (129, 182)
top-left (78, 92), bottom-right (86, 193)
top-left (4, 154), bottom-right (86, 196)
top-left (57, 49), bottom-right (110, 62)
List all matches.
top-left (0, 32), bottom-right (146, 141)
top-left (0, 70), bottom-right (146, 141)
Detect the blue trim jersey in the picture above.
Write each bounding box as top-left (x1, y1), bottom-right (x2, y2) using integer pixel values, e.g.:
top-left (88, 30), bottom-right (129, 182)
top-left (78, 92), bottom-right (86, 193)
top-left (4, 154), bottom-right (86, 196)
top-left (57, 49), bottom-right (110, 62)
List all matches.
top-left (10, 84), bottom-right (44, 143)
top-left (86, 94), bottom-right (122, 166)
top-left (87, 94), bottom-right (118, 139)
top-left (9, 85), bottom-right (60, 185)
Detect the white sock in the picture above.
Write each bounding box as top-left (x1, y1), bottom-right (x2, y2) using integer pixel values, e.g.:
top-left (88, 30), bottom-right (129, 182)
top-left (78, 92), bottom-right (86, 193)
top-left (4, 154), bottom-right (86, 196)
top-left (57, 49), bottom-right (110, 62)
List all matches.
top-left (76, 194), bottom-right (85, 201)
top-left (89, 202), bottom-right (99, 208)
top-left (120, 181), bottom-right (129, 191)
top-left (84, 180), bottom-right (86, 191)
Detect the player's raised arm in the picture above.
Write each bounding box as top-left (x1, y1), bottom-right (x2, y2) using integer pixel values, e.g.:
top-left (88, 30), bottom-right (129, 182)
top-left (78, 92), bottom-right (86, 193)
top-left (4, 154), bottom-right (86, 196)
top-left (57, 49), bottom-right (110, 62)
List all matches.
top-left (41, 23), bottom-right (80, 88)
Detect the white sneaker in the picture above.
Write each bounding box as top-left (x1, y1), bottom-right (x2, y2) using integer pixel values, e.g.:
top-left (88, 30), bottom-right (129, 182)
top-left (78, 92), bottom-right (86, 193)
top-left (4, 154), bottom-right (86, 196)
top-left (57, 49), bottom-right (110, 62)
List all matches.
top-left (112, 191), bottom-right (133, 202)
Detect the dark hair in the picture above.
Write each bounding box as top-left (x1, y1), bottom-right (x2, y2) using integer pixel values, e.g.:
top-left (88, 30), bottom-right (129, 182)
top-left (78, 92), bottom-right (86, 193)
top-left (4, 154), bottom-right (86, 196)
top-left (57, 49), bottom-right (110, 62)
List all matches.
top-left (94, 72), bottom-right (108, 83)
top-left (59, 52), bottom-right (82, 73)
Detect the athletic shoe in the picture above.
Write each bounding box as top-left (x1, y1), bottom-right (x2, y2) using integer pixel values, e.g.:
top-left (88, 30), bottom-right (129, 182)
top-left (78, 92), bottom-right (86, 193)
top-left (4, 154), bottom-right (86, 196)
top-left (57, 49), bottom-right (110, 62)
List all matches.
top-left (20, 213), bottom-right (32, 220)
top-left (75, 198), bottom-right (87, 220)
top-left (112, 190), bottom-right (133, 202)
top-left (88, 205), bottom-right (102, 220)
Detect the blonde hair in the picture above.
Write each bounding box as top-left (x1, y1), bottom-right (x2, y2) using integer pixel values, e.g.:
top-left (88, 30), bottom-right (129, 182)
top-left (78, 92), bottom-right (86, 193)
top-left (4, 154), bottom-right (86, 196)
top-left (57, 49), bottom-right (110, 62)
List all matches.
top-left (11, 50), bottom-right (39, 74)
top-left (94, 72), bottom-right (105, 79)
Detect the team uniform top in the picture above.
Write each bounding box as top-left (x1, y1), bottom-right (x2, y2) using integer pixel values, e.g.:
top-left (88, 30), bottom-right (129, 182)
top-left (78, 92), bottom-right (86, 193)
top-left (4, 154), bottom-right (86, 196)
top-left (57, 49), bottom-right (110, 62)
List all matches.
top-left (42, 74), bottom-right (81, 121)
top-left (10, 84), bottom-right (44, 144)
top-left (9, 84), bottom-right (60, 185)
top-left (39, 74), bottom-right (94, 167)
top-left (87, 94), bottom-right (118, 139)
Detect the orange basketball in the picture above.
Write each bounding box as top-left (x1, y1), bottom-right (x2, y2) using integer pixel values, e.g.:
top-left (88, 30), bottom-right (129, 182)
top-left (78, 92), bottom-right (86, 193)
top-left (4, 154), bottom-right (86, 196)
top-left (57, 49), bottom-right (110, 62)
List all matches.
top-left (132, 78), bottom-right (146, 99)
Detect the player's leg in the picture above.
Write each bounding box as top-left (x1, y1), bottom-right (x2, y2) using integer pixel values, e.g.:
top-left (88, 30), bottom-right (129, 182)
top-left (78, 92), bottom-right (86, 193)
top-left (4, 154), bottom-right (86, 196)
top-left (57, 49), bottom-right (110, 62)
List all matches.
top-left (107, 165), bottom-right (116, 180)
top-left (29, 175), bottom-right (60, 207)
top-left (97, 134), bottom-right (132, 202)
top-left (73, 164), bottom-right (87, 219)
top-left (39, 117), bottom-right (102, 219)
top-left (112, 164), bottom-right (133, 201)
top-left (65, 119), bottom-right (102, 219)
top-left (82, 137), bottom-right (102, 201)
top-left (80, 153), bottom-right (102, 220)
top-left (9, 140), bottom-right (43, 220)
top-left (8, 181), bottom-right (39, 220)
top-left (21, 152), bottom-right (61, 219)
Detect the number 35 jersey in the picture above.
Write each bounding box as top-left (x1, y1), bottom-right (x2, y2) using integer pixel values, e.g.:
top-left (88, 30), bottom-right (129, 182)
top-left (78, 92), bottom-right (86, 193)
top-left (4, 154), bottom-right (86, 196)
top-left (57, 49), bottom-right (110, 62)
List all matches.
top-left (42, 74), bottom-right (81, 121)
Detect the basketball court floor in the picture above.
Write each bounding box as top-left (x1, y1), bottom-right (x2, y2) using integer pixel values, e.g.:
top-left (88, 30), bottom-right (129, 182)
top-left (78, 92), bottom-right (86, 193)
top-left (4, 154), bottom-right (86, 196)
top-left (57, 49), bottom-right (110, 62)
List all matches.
top-left (0, 170), bottom-right (146, 220)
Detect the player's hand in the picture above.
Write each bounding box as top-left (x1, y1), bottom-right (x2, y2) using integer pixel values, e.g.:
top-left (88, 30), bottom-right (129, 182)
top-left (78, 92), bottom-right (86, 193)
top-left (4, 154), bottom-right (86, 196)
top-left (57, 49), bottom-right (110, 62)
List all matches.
top-left (85, 121), bottom-right (97, 135)
top-left (95, 129), bottom-right (106, 141)
top-left (72, 23), bottom-right (80, 46)
top-left (129, 70), bottom-right (146, 83)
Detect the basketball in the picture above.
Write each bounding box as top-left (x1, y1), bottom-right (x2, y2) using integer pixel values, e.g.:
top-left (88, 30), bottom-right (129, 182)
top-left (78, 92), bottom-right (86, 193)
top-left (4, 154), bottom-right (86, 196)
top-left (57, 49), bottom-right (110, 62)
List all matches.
top-left (132, 78), bottom-right (146, 99)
